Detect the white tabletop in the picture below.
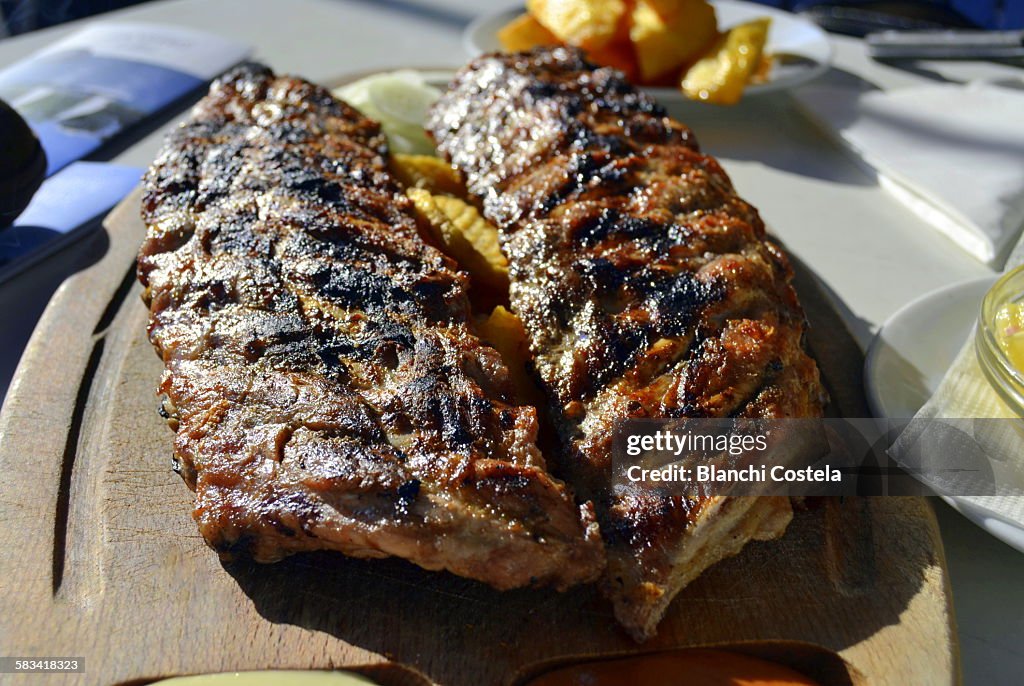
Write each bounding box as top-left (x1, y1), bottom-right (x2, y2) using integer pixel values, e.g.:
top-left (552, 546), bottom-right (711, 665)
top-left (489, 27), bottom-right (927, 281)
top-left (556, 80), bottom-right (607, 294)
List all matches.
top-left (1, 0), bottom-right (1022, 682)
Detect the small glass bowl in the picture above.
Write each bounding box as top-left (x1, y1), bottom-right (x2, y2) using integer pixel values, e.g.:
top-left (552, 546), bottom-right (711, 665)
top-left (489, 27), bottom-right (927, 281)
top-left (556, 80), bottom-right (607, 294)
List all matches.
top-left (977, 264), bottom-right (1024, 417)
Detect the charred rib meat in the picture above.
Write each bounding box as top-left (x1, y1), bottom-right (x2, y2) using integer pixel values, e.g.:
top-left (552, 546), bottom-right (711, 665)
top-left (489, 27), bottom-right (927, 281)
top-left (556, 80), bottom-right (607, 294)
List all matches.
top-left (428, 47), bottom-right (826, 639)
top-left (137, 63), bottom-right (604, 591)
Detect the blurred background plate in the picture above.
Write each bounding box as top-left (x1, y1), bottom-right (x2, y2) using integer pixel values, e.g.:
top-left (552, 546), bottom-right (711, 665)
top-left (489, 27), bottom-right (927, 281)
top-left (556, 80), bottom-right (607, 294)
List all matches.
top-left (463, 0), bottom-right (833, 104)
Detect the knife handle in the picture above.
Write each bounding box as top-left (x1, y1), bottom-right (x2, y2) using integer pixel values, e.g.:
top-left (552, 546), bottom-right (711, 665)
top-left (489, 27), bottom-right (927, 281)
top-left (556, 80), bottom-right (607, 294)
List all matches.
top-left (868, 30), bottom-right (1024, 59)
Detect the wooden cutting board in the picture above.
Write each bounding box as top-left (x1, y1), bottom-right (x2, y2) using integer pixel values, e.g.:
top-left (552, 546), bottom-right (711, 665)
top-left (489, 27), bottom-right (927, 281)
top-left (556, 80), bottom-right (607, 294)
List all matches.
top-left (0, 190), bottom-right (958, 686)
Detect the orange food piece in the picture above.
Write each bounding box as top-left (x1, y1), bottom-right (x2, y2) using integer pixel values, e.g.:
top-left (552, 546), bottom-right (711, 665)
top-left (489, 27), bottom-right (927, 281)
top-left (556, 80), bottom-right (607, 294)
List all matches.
top-left (406, 189), bottom-right (509, 292)
top-left (586, 41), bottom-right (640, 81)
top-left (498, 13), bottom-right (560, 52)
top-left (527, 0), bottom-right (628, 50)
top-left (389, 154), bottom-right (466, 197)
top-left (476, 306), bottom-right (546, 407)
top-left (681, 17), bottom-right (771, 105)
top-left (751, 52), bottom-right (775, 84)
top-left (630, 0), bottom-right (719, 82)
top-left (527, 649), bottom-right (823, 686)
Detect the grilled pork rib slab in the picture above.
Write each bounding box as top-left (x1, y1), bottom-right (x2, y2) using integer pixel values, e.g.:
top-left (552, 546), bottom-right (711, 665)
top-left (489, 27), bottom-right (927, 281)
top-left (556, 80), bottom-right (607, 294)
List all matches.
top-left (138, 63), bottom-right (603, 591)
top-left (428, 48), bottom-right (826, 639)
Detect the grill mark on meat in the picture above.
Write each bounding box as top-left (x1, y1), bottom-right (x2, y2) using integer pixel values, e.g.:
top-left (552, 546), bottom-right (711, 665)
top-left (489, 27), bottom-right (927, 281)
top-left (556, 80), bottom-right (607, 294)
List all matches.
top-left (572, 208), bottom-right (662, 246)
top-left (138, 63), bottom-right (604, 591)
top-left (428, 47), bottom-right (826, 639)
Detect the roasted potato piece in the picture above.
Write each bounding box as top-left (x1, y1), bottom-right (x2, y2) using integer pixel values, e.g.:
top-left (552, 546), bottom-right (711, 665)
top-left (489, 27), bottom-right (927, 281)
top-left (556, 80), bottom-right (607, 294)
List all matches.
top-left (500, 10), bottom-right (635, 78)
top-left (630, 0), bottom-right (718, 82)
top-left (390, 154), bottom-right (466, 197)
top-left (498, 12), bottom-right (560, 52)
top-left (681, 17), bottom-right (770, 105)
top-left (750, 51), bottom-right (774, 84)
top-left (477, 306), bottom-right (546, 407)
top-left (527, 0), bottom-right (628, 50)
top-left (406, 188), bottom-right (509, 292)
top-left (586, 41), bottom-right (640, 82)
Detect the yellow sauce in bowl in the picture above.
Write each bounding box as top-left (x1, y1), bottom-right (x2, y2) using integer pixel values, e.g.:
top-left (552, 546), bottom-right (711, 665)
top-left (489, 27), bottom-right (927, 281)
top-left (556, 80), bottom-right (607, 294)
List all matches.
top-left (978, 265), bottom-right (1024, 415)
top-left (994, 301), bottom-right (1024, 372)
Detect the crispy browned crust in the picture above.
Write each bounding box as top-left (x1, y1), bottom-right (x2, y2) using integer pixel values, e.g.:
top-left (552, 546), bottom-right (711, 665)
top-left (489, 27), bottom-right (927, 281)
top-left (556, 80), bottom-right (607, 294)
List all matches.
top-left (137, 63), bottom-right (604, 591)
top-left (428, 47), bottom-right (826, 638)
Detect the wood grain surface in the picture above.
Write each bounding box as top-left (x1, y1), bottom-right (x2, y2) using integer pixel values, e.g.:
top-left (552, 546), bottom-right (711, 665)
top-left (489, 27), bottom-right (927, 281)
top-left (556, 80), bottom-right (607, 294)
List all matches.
top-left (0, 190), bottom-right (959, 686)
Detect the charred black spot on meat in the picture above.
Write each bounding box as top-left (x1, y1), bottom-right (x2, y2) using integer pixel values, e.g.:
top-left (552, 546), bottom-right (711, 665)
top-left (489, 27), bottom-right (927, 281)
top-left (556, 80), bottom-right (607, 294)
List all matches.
top-left (403, 373), bottom-right (473, 448)
top-left (197, 139), bottom-right (247, 204)
top-left (541, 152), bottom-right (631, 213)
top-left (569, 257), bottom-right (723, 343)
top-left (573, 257), bottom-right (626, 295)
top-left (202, 220), bottom-right (274, 259)
top-left (287, 168), bottom-right (346, 205)
top-left (629, 268), bottom-right (724, 336)
top-left (572, 209), bottom-right (661, 247)
top-left (569, 128), bottom-right (630, 156)
top-left (311, 263), bottom-right (402, 311)
top-left (585, 328), bottom-right (650, 393)
top-left (395, 479), bottom-right (421, 515)
top-left (359, 320), bottom-right (416, 357)
top-left (263, 122), bottom-right (315, 145)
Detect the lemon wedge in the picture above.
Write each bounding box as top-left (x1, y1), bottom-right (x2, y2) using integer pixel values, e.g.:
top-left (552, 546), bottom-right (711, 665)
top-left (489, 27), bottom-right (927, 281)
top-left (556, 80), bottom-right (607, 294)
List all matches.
top-left (334, 71), bottom-right (441, 155)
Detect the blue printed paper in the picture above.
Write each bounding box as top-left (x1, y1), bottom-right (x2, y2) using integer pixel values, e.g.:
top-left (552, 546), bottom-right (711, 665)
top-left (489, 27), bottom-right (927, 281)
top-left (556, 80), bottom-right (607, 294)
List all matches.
top-left (0, 162), bottom-right (142, 283)
top-left (0, 23), bottom-right (249, 176)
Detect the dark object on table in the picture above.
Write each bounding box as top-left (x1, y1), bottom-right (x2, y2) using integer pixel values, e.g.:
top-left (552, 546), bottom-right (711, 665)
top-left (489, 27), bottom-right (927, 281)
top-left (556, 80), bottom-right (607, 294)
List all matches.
top-left (0, 99), bottom-right (47, 228)
top-left (867, 29), bottom-right (1024, 59)
top-left (793, 1), bottom-right (980, 36)
top-left (0, 0), bottom-right (149, 37)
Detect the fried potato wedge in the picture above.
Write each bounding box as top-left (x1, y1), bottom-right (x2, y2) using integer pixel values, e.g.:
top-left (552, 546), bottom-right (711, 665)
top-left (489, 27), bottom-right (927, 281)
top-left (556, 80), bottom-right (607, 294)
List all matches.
top-left (407, 188), bottom-right (509, 292)
top-left (586, 40), bottom-right (640, 82)
top-left (477, 306), bottom-right (546, 407)
top-left (498, 12), bottom-right (561, 52)
top-left (630, 0), bottom-right (718, 81)
top-left (527, 0), bottom-right (628, 50)
top-left (390, 154), bottom-right (466, 197)
top-left (500, 10), bottom-right (636, 79)
top-left (681, 17), bottom-right (770, 105)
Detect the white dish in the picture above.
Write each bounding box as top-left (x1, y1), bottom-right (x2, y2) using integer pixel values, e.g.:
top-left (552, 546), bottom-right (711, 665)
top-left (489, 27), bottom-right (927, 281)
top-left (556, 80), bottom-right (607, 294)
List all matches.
top-left (865, 276), bottom-right (1024, 553)
top-left (865, 276), bottom-right (995, 420)
top-left (945, 496), bottom-right (1024, 554)
top-left (462, 0), bottom-right (833, 104)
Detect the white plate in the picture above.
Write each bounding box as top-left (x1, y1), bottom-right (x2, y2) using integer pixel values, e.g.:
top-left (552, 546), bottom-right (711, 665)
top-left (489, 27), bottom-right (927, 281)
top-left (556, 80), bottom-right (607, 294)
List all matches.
top-left (463, 1), bottom-right (833, 103)
top-left (865, 276), bottom-right (1024, 554)
top-left (864, 276), bottom-right (995, 420)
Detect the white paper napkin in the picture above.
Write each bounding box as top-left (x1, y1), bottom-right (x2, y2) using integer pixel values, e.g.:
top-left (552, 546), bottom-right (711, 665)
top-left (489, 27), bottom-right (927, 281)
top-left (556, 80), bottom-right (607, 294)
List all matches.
top-left (891, 336), bottom-right (1024, 525)
top-left (890, 250), bottom-right (1024, 535)
top-left (794, 75), bottom-right (1024, 268)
